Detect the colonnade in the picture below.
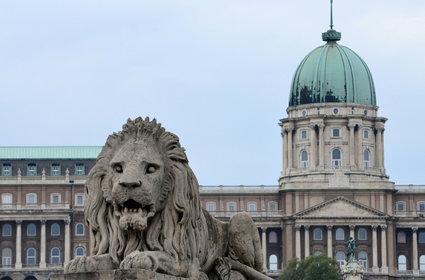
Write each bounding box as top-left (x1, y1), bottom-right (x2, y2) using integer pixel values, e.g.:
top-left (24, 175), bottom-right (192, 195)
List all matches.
top-left (281, 120), bottom-right (385, 172)
top-left (13, 219), bottom-right (71, 269)
top-left (293, 224), bottom-right (388, 272)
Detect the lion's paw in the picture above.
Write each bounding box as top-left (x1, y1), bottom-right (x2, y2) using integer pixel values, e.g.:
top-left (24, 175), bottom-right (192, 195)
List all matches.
top-left (120, 251), bottom-right (158, 271)
top-left (65, 254), bottom-right (117, 273)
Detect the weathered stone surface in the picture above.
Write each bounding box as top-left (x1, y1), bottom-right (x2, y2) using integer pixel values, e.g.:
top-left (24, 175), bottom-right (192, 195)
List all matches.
top-left (49, 269), bottom-right (188, 280)
top-left (64, 117), bottom-right (271, 280)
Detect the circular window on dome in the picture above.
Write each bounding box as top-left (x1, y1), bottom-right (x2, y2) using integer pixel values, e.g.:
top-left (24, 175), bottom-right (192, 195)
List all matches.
top-left (332, 108), bottom-right (339, 115)
top-left (302, 109), bottom-right (308, 117)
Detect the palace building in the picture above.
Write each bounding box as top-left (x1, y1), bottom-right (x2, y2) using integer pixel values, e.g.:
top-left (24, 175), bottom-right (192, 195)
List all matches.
top-left (1, 19), bottom-right (425, 280)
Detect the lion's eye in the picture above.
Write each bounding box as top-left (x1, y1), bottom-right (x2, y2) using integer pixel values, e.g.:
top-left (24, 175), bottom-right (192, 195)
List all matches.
top-left (146, 165), bottom-right (157, 174)
top-left (114, 164), bottom-right (123, 173)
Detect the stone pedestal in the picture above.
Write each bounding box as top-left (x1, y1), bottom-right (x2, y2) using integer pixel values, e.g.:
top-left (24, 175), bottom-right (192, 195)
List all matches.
top-left (49, 269), bottom-right (190, 280)
top-left (341, 259), bottom-right (364, 280)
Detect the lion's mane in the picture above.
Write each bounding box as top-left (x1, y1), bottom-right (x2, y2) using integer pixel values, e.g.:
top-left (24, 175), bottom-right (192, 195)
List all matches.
top-left (84, 117), bottom-right (209, 265)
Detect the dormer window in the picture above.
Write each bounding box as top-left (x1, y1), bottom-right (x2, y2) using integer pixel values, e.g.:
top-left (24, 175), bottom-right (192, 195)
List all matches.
top-left (27, 163), bottom-right (37, 176)
top-left (2, 164), bottom-right (12, 176)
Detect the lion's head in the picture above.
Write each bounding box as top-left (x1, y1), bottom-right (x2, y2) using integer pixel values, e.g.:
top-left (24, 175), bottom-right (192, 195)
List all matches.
top-left (85, 117), bottom-right (208, 264)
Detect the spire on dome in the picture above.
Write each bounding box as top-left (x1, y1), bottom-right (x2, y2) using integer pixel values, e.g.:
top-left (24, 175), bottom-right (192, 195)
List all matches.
top-left (322, 0), bottom-right (341, 42)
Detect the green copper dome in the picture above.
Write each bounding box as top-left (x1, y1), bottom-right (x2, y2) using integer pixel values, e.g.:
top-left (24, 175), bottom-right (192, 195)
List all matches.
top-left (289, 29), bottom-right (376, 106)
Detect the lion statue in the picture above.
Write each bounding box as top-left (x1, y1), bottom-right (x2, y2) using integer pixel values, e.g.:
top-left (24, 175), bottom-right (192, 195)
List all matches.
top-left (65, 117), bottom-right (270, 280)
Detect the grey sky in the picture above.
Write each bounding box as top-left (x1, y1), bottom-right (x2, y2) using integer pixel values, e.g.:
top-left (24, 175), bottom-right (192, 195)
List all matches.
top-left (0, 1), bottom-right (424, 185)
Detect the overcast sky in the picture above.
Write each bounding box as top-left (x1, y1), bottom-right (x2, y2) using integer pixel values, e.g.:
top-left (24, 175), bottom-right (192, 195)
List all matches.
top-left (0, 1), bottom-right (424, 186)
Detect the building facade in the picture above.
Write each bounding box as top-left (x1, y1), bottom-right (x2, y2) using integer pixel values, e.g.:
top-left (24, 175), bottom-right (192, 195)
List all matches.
top-left (1, 25), bottom-right (425, 280)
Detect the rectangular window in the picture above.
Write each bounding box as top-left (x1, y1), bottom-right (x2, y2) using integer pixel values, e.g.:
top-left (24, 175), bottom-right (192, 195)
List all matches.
top-left (1, 194), bottom-right (12, 204)
top-left (27, 164), bottom-right (37, 176)
top-left (2, 164), bottom-right (12, 176)
top-left (300, 129), bottom-right (308, 140)
top-left (75, 164), bottom-right (85, 176)
top-left (51, 194), bottom-right (61, 204)
top-left (247, 202), bottom-right (257, 212)
top-left (396, 202), bottom-right (406, 212)
top-left (227, 202), bottom-right (237, 212)
top-left (51, 164), bottom-right (61, 176)
top-left (206, 202), bottom-right (216, 212)
top-left (332, 128), bottom-right (341, 138)
top-left (419, 202), bottom-right (425, 212)
top-left (26, 193), bottom-right (37, 204)
top-left (75, 194), bottom-right (85, 206)
top-left (363, 129), bottom-right (369, 139)
top-left (268, 201), bottom-right (278, 212)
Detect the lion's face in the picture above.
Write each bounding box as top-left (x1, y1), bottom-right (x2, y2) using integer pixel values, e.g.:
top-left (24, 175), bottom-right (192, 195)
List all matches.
top-left (108, 138), bottom-right (169, 231)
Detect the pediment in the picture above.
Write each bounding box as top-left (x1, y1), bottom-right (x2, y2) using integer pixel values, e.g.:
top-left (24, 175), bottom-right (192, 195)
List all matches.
top-left (294, 196), bottom-right (387, 218)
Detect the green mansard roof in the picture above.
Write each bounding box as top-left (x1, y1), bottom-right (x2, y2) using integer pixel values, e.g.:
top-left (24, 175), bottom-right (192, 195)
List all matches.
top-left (0, 146), bottom-right (102, 160)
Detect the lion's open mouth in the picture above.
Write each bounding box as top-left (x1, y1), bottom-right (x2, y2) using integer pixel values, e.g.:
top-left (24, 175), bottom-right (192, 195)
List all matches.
top-left (119, 199), bottom-right (152, 214)
top-left (116, 199), bottom-right (155, 231)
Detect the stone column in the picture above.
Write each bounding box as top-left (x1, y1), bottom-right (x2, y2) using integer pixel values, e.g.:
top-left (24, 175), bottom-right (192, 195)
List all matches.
top-left (412, 227), bottom-right (419, 274)
top-left (287, 126), bottom-right (294, 169)
top-left (318, 124), bottom-right (325, 168)
top-left (281, 225), bottom-right (286, 269)
top-left (310, 125), bottom-right (317, 168)
top-left (304, 226), bottom-right (310, 258)
top-left (40, 220), bottom-right (47, 268)
top-left (15, 220), bottom-right (22, 269)
top-left (381, 225), bottom-right (388, 273)
top-left (295, 225), bottom-right (301, 259)
top-left (327, 226), bottom-right (333, 258)
top-left (387, 223), bottom-right (396, 274)
top-left (65, 219), bottom-right (71, 264)
top-left (372, 225), bottom-right (378, 272)
top-left (357, 125), bottom-right (363, 169)
top-left (349, 225), bottom-right (355, 239)
top-left (375, 127), bottom-right (382, 168)
top-left (282, 130), bottom-right (287, 172)
top-left (348, 124), bottom-right (356, 167)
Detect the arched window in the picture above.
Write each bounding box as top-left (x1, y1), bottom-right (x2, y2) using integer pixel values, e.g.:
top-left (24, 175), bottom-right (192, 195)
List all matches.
top-left (314, 250), bottom-right (322, 255)
top-left (397, 231), bottom-right (406, 243)
top-left (398, 255), bottom-right (407, 271)
top-left (359, 251), bottom-right (368, 268)
top-left (300, 150), bottom-right (309, 168)
top-left (269, 231), bottom-right (277, 243)
top-left (26, 248), bottom-right (37, 265)
top-left (364, 149), bottom-right (371, 168)
top-left (336, 251), bottom-right (345, 266)
top-left (24, 277), bottom-right (38, 280)
top-left (2, 248), bottom-right (12, 266)
top-left (75, 223), bottom-right (85, 236)
top-left (1, 276), bottom-right (13, 280)
top-left (331, 148), bottom-right (342, 167)
top-left (269, 254), bottom-right (278, 271)
top-left (313, 228), bottom-right (323, 240)
top-left (2, 224), bottom-right (12, 237)
top-left (420, 255), bottom-right (425, 271)
top-left (50, 247), bottom-right (61, 264)
top-left (335, 228), bottom-right (345, 240)
top-left (358, 227), bottom-right (367, 240)
top-left (419, 232), bottom-right (425, 244)
top-left (51, 223), bottom-right (60, 236)
top-left (75, 246), bottom-right (86, 258)
top-left (27, 223), bottom-right (36, 236)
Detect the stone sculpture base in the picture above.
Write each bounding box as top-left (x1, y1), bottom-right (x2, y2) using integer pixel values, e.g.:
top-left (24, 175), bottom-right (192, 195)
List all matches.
top-left (49, 269), bottom-right (190, 280)
top-left (341, 258), bottom-right (364, 280)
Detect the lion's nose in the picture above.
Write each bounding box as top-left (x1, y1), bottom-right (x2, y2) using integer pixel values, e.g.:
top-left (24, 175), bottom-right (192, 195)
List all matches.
top-left (119, 181), bottom-right (142, 188)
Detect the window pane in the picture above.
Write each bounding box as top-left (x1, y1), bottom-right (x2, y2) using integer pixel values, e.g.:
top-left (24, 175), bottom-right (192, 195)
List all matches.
top-left (1, 194), bottom-right (12, 204)
top-left (51, 164), bottom-right (61, 176)
top-left (419, 232), bottom-right (425, 244)
top-left (27, 224), bottom-right (36, 236)
top-left (75, 247), bottom-right (86, 257)
top-left (398, 255), bottom-right (407, 271)
top-left (313, 228), bottom-right (322, 240)
top-left (206, 202), bottom-right (216, 212)
top-left (247, 202), bottom-right (257, 212)
top-left (51, 223), bottom-right (60, 236)
top-left (335, 228), bottom-right (345, 240)
top-left (75, 164), bottom-right (85, 175)
top-left (269, 254), bottom-right (278, 271)
top-left (397, 232), bottom-right (406, 243)
top-left (2, 164), bottom-right (12, 176)
top-left (358, 228), bottom-right (367, 240)
top-left (27, 164), bottom-right (37, 176)
top-left (2, 224), bottom-right (12, 236)
top-left (76, 224), bottom-right (85, 235)
top-left (269, 231), bottom-right (277, 243)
